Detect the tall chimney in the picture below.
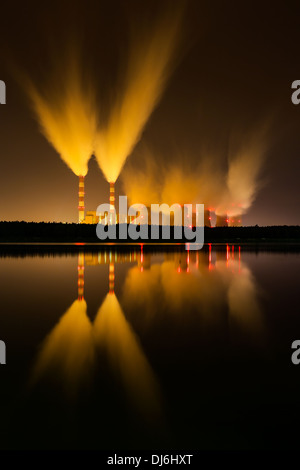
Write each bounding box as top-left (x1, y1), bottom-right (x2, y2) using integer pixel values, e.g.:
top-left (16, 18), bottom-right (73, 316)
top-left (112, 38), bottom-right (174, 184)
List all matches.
top-left (215, 215), bottom-right (229, 227)
top-left (78, 175), bottom-right (85, 223)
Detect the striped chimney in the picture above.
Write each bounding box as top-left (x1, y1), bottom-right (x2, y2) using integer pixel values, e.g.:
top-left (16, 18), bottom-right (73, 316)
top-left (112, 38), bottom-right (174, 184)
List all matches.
top-left (78, 175), bottom-right (85, 223)
top-left (109, 182), bottom-right (115, 209)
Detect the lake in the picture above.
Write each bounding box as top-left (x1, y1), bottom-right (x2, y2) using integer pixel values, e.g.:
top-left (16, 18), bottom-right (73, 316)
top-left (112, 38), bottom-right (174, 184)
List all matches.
top-left (0, 244), bottom-right (299, 450)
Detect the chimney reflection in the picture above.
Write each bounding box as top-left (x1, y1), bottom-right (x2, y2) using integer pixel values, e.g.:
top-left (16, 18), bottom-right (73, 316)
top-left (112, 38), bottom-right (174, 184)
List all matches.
top-left (31, 245), bottom-right (263, 408)
top-left (31, 250), bottom-right (162, 423)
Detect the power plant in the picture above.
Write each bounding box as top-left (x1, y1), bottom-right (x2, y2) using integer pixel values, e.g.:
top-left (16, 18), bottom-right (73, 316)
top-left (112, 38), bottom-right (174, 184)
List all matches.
top-left (228, 216), bottom-right (242, 227)
top-left (204, 210), bottom-right (212, 227)
top-left (81, 197), bottom-right (239, 228)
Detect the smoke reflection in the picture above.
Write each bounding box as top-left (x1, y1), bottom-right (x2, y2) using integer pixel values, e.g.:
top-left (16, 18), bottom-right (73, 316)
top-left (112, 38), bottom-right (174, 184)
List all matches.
top-left (31, 247), bottom-right (264, 413)
top-left (93, 292), bottom-right (162, 423)
top-left (31, 299), bottom-right (94, 399)
top-left (95, 6), bottom-right (183, 184)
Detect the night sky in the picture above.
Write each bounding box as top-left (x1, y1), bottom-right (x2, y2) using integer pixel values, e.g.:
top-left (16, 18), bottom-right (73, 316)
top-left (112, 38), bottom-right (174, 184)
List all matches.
top-left (0, 0), bottom-right (299, 225)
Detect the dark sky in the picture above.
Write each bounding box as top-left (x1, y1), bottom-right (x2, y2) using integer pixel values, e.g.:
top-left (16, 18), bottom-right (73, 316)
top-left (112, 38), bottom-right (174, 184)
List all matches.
top-left (0, 0), bottom-right (299, 225)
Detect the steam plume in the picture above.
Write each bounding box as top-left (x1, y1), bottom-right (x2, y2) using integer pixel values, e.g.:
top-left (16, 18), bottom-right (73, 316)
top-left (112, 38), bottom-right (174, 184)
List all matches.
top-left (24, 50), bottom-right (96, 176)
top-left (94, 8), bottom-right (183, 183)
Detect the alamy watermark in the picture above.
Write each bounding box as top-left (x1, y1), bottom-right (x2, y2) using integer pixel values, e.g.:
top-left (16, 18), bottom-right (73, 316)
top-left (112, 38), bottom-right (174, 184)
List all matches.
top-left (0, 80), bottom-right (6, 104)
top-left (96, 196), bottom-right (204, 251)
top-left (0, 340), bottom-right (6, 365)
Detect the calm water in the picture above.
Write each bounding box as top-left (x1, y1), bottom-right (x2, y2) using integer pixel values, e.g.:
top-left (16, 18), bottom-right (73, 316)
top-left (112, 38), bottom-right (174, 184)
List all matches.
top-left (0, 245), bottom-right (299, 450)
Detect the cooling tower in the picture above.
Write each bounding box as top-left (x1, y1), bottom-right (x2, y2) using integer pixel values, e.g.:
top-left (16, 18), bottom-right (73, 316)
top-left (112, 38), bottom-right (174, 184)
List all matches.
top-left (78, 176), bottom-right (85, 223)
top-left (215, 215), bottom-right (229, 227)
top-left (204, 210), bottom-right (212, 227)
top-left (228, 216), bottom-right (242, 227)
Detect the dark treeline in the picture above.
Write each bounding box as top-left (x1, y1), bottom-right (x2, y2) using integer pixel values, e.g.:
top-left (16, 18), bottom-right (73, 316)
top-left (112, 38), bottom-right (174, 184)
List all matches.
top-left (0, 222), bottom-right (299, 244)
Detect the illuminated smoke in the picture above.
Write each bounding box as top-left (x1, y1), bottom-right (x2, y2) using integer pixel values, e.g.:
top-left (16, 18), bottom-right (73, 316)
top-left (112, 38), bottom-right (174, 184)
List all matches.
top-left (93, 292), bottom-right (162, 421)
top-left (31, 299), bottom-right (94, 398)
top-left (122, 251), bottom-right (264, 342)
top-left (122, 151), bottom-right (162, 206)
top-left (227, 263), bottom-right (264, 337)
top-left (216, 124), bottom-right (271, 216)
top-left (24, 51), bottom-right (96, 176)
top-left (94, 9), bottom-right (183, 183)
top-left (121, 148), bottom-right (226, 211)
top-left (216, 256), bottom-right (264, 341)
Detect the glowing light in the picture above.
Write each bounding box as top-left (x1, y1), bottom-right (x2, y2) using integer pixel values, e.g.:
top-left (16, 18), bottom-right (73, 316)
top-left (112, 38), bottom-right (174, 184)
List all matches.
top-left (93, 293), bottom-right (162, 421)
top-left (94, 10), bottom-right (182, 183)
top-left (24, 51), bottom-right (96, 177)
top-left (31, 299), bottom-right (94, 398)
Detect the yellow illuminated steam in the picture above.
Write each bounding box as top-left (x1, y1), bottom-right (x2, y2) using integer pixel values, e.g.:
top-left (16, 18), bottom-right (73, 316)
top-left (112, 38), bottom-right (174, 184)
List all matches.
top-left (25, 54), bottom-right (96, 176)
top-left (95, 11), bottom-right (182, 183)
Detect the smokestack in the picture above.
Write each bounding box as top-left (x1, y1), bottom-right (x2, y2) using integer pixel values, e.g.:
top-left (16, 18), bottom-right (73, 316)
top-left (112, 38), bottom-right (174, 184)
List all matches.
top-left (109, 182), bottom-right (115, 223)
top-left (228, 216), bottom-right (242, 227)
top-left (78, 252), bottom-right (85, 301)
top-left (204, 210), bottom-right (212, 227)
top-left (78, 175), bottom-right (85, 223)
top-left (215, 215), bottom-right (229, 227)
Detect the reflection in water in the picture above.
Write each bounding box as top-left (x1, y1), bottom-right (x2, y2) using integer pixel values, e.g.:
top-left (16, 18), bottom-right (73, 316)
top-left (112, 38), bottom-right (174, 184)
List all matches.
top-left (31, 298), bottom-right (94, 398)
top-left (31, 246), bottom-right (263, 416)
top-left (32, 253), bottom-right (162, 422)
top-left (122, 247), bottom-right (263, 341)
top-left (31, 253), bottom-right (94, 398)
top-left (94, 291), bottom-right (162, 422)
top-left (227, 263), bottom-right (264, 339)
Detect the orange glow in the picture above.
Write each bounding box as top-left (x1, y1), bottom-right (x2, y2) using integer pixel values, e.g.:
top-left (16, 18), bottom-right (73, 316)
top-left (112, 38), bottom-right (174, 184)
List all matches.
top-left (24, 51), bottom-right (96, 176)
top-left (94, 10), bottom-right (182, 183)
top-left (93, 293), bottom-right (162, 421)
top-left (109, 262), bottom-right (115, 294)
top-left (31, 299), bottom-right (94, 398)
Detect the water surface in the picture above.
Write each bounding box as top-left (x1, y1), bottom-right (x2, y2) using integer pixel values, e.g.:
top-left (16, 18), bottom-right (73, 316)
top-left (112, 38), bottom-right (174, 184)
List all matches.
top-left (0, 245), bottom-right (299, 449)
